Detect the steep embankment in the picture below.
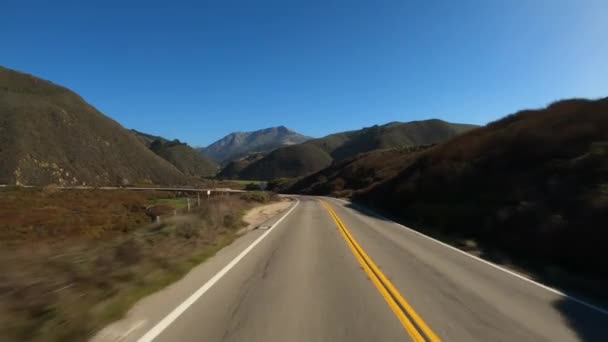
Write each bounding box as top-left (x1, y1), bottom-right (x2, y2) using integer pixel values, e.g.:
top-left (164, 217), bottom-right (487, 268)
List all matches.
top-left (0, 66), bottom-right (188, 186)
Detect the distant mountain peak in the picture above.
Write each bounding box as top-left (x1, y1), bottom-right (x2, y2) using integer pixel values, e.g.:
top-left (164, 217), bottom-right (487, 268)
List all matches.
top-left (199, 126), bottom-right (312, 164)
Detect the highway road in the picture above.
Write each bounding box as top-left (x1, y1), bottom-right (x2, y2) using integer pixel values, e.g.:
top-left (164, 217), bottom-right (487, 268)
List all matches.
top-left (95, 196), bottom-right (608, 342)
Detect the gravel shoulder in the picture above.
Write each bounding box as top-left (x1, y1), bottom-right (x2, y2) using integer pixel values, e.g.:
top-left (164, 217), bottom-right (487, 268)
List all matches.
top-left (240, 197), bottom-right (293, 232)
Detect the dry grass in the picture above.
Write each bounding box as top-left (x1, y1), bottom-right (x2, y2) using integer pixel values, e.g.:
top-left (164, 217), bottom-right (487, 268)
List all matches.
top-left (0, 187), bottom-right (276, 341)
top-left (0, 187), bottom-right (159, 243)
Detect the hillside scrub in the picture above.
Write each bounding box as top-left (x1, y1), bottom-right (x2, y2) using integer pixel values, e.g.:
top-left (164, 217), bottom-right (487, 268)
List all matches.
top-left (0, 187), bottom-right (277, 342)
top-left (357, 98), bottom-right (608, 292)
top-left (288, 145), bottom-right (432, 196)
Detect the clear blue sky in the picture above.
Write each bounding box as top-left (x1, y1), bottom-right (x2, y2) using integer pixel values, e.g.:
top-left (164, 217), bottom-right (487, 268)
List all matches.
top-left (3, 0), bottom-right (607, 146)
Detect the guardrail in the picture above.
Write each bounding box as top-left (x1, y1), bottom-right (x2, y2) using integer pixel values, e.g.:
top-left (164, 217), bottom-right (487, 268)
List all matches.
top-left (0, 185), bottom-right (247, 193)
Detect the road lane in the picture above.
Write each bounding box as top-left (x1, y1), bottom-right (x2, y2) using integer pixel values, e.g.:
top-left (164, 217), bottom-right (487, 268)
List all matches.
top-left (100, 195), bottom-right (607, 342)
top-left (141, 196), bottom-right (408, 342)
top-left (320, 200), bottom-right (438, 342)
top-left (324, 197), bottom-right (608, 341)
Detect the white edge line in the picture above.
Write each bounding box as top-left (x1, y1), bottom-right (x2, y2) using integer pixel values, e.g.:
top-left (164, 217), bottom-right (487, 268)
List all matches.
top-left (326, 197), bottom-right (608, 316)
top-left (117, 320), bottom-right (147, 341)
top-left (137, 199), bottom-right (300, 342)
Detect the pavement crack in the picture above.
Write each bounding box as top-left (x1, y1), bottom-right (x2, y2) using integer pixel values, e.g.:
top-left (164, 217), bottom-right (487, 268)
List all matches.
top-left (262, 244), bottom-right (281, 279)
top-left (221, 244), bottom-right (281, 342)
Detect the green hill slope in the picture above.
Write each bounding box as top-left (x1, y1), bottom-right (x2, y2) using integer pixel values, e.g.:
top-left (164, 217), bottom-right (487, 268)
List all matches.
top-left (0, 66), bottom-right (189, 186)
top-left (216, 153), bottom-right (265, 179)
top-left (131, 130), bottom-right (218, 177)
top-left (237, 144), bottom-right (333, 181)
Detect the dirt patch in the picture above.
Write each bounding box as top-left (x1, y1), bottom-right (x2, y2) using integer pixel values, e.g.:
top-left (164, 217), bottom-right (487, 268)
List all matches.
top-left (241, 197), bottom-right (293, 233)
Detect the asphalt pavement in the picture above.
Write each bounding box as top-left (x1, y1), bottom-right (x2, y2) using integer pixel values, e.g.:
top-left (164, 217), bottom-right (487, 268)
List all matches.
top-left (93, 196), bottom-right (608, 342)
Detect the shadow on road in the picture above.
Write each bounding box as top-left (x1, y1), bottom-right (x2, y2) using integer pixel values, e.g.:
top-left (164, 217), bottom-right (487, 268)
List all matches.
top-left (553, 297), bottom-right (607, 342)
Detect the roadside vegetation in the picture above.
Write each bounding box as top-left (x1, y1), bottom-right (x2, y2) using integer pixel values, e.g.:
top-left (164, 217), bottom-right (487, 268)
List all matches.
top-left (0, 187), bottom-right (278, 342)
top-left (226, 179), bottom-right (265, 186)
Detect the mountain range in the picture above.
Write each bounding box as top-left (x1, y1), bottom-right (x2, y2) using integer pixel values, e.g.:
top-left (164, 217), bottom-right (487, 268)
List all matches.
top-left (225, 119), bottom-right (478, 180)
top-left (0, 65), bottom-right (475, 186)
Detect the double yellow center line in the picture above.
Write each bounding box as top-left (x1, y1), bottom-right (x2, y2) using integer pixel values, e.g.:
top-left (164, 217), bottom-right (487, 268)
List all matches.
top-left (319, 200), bottom-right (440, 342)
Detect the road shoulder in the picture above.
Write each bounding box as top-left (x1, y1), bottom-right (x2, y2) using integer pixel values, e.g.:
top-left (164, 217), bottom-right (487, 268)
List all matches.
top-left (91, 199), bottom-right (297, 342)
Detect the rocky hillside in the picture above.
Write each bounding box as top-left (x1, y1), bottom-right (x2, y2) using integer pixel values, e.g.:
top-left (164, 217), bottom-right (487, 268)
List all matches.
top-left (131, 130), bottom-right (218, 177)
top-left (200, 126), bottom-right (312, 164)
top-left (0, 66), bottom-right (189, 186)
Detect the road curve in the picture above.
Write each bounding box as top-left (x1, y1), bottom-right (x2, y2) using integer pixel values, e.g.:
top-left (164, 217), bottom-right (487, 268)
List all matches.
top-left (97, 196), bottom-right (608, 342)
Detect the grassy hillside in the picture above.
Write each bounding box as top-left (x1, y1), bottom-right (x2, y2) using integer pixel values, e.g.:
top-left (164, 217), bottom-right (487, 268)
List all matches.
top-left (0, 66), bottom-right (189, 186)
top-left (312, 98), bottom-right (607, 286)
top-left (309, 119), bottom-right (476, 160)
top-left (237, 144), bottom-right (333, 181)
top-left (235, 119), bottom-right (476, 180)
top-left (131, 130), bottom-right (217, 177)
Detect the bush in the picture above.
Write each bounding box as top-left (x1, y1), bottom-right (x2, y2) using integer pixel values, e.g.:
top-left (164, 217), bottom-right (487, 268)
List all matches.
top-left (244, 182), bottom-right (266, 191)
top-left (175, 222), bottom-right (199, 239)
top-left (222, 213), bottom-right (240, 228)
top-left (239, 191), bottom-right (271, 203)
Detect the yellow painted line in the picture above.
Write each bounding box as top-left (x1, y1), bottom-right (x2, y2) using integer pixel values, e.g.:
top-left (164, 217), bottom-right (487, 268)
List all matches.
top-left (320, 200), bottom-right (441, 342)
top-left (326, 203), bottom-right (441, 342)
top-left (320, 202), bottom-right (425, 342)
